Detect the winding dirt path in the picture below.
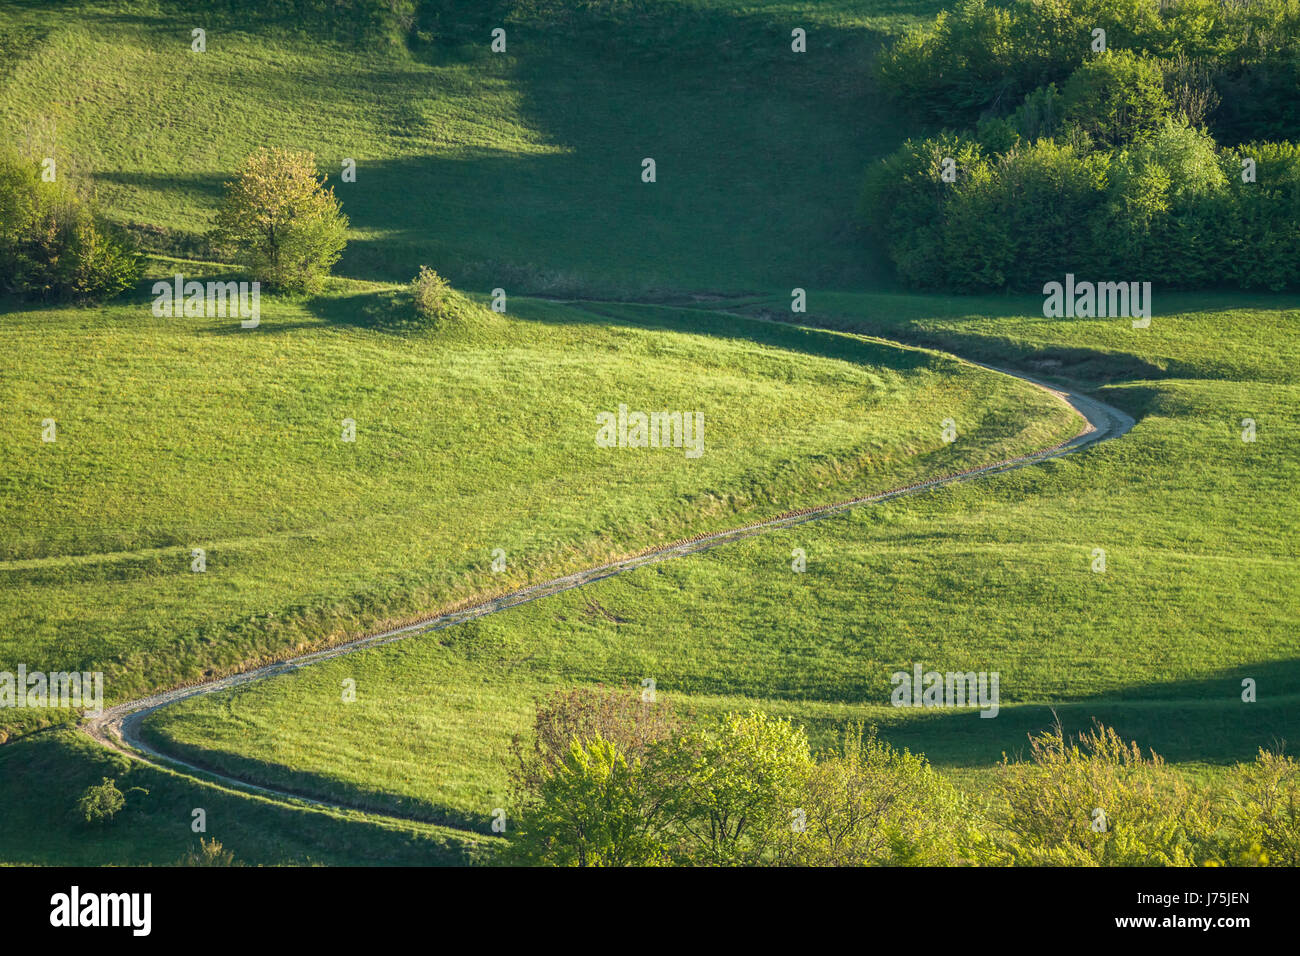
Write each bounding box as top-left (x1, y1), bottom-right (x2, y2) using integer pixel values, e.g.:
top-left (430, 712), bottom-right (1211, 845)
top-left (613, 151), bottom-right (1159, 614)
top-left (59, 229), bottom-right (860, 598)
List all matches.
top-left (81, 336), bottom-right (1135, 826)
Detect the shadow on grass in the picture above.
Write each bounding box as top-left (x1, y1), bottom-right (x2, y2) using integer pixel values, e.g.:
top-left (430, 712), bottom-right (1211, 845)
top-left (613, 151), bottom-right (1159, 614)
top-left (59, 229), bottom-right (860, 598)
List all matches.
top-left (135, 717), bottom-right (494, 835)
top-left (0, 731), bottom-right (487, 865)
top-left (95, 170), bottom-right (226, 203)
top-left (506, 295), bottom-right (939, 374)
top-left (69, 4), bottom-right (913, 295)
top-left (328, 10), bottom-right (905, 294)
top-left (304, 289), bottom-right (418, 334)
top-left (860, 657), bottom-right (1300, 769)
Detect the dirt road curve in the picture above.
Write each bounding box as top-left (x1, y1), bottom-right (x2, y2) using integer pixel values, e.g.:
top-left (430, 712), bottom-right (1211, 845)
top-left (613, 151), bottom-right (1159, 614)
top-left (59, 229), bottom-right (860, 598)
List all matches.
top-left (82, 345), bottom-right (1136, 825)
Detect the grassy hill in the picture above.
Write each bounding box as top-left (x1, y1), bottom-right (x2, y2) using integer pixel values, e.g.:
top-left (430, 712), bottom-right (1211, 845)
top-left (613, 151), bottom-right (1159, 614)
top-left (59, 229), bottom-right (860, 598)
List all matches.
top-left (0, 273), bottom-right (1075, 737)
top-left (138, 299), bottom-right (1299, 832)
top-left (0, 0), bottom-right (947, 294)
top-left (0, 730), bottom-right (496, 865)
top-left (1, 0), bottom-right (1296, 864)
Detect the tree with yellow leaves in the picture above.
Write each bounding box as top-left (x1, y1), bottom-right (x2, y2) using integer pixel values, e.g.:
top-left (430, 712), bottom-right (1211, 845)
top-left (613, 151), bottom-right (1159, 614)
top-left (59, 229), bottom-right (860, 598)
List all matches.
top-left (213, 148), bottom-right (348, 292)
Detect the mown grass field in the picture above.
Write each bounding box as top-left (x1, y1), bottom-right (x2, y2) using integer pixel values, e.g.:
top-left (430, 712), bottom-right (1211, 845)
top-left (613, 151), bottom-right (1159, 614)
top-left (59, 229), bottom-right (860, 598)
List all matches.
top-left (139, 302), bottom-right (1300, 831)
top-left (1, 0), bottom-right (1296, 865)
top-left (0, 730), bottom-right (496, 865)
top-left (0, 0), bottom-right (945, 294)
top-left (1, 272), bottom-right (1073, 738)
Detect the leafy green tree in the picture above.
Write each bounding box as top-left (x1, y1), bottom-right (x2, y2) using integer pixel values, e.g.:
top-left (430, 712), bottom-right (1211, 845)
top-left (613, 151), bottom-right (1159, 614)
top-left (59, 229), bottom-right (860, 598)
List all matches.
top-left (774, 724), bottom-right (985, 866)
top-left (1216, 141), bottom-right (1300, 290)
top-left (510, 685), bottom-right (681, 800)
top-left (508, 734), bottom-right (671, 866)
top-left (877, 0), bottom-right (1019, 122)
top-left (76, 777), bottom-right (126, 824)
top-left (1062, 51), bottom-right (1172, 147)
top-left (1011, 83), bottom-right (1066, 144)
top-left (656, 711), bottom-right (813, 865)
top-left (862, 133), bottom-right (992, 290)
top-left (939, 138), bottom-right (1109, 290)
top-left (506, 686), bottom-right (682, 865)
top-left (0, 150), bottom-right (140, 303)
top-left (212, 148), bottom-right (348, 292)
top-left (1098, 118), bottom-right (1227, 280)
top-left (0, 151), bottom-right (39, 273)
top-left (1158, 53), bottom-right (1221, 128)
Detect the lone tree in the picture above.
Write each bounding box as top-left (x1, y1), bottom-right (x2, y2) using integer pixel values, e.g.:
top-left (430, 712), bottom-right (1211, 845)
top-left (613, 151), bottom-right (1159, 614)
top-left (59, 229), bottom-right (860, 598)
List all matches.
top-left (213, 148), bottom-right (347, 292)
top-left (76, 777), bottom-right (125, 823)
top-left (75, 776), bottom-right (146, 824)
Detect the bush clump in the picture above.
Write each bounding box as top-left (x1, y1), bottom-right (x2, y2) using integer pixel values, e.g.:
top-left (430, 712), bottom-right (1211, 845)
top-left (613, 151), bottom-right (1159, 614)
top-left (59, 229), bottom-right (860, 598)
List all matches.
top-left (410, 265), bottom-right (453, 320)
top-left (503, 697), bottom-right (1300, 867)
top-left (179, 838), bottom-right (240, 867)
top-left (0, 151), bottom-right (142, 303)
top-left (865, 0), bottom-right (1300, 292)
top-left (506, 689), bottom-right (984, 866)
top-left (989, 722), bottom-right (1219, 865)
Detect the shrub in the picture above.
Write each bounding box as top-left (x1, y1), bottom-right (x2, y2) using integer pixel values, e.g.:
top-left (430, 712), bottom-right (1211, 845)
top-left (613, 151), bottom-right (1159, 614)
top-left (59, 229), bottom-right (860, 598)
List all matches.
top-left (503, 703), bottom-right (1300, 867)
top-left (865, 135), bottom-right (1109, 291)
top-left (507, 734), bottom-right (672, 866)
top-left (1061, 51), bottom-right (1172, 147)
top-left (874, 0), bottom-right (1299, 138)
top-left (774, 724), bottom-right (982, 866)
top-left (212, 148), bottom-right (348, 293)
top-left (1159, 53), bottom-right (1220, 128)
top-left (990, 722), bottom-right (1220, 865)
top-left (864, 102), bottom-right (1300, 289)
top-left (507, 687), bottom-right (682, 866)
top-left (0, 151), bottom-right (39, 265)
top-left (510, 685), bottom-right (680, 801)
top-left (179, 838), bottom-right (239, 867)
top-left (1098, 119), bottom-right (1228, 281)
top-left (876, 0), bottom-right (1020, 123)
top-left (0, 151), bottom-right (141, 303)
top-left (75, 777), bottom-right (126, 824)
top-left (969, 139), bottom-right (1107, 289)
top-left (1010, 83), bottom-right (1066, 145)
top-left (1215, 141), bottom-right (1300, 290)
top-left (509, 698), bottom-right (812, 866)
top-left (1218, 749), bottom-right (1300, 866)
top-left (862, 133), bottom-right (993, 289)
top-left (410, 265), bottom-right (452, 320)
top-left (655, 711), bottom-right (814, 866)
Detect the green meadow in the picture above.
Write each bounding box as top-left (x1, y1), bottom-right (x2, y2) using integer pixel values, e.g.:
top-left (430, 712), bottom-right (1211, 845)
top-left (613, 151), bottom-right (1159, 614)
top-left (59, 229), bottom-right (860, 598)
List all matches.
top-left (0, 729), bottom-right (497, 865)
top-left (1, 278), bottom-right (1073, 736)
top-left (139, 302), bottom-right (1300, 832)
top-left (0, 0), bottom-right (945, 293)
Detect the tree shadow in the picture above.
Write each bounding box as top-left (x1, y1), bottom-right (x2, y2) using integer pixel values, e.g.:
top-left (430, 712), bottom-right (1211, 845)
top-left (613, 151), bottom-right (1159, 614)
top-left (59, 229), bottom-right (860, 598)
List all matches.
top-left (303, 288), bottom-right (421, 334)
top-left (313, 8), bottom-right (908, 293)
top-left (866, 658), bottom-right (1300, 768)
top-left (503, 295), bottom-right (938, 373)
top-left (94, 170), bottom-right (226, 204)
